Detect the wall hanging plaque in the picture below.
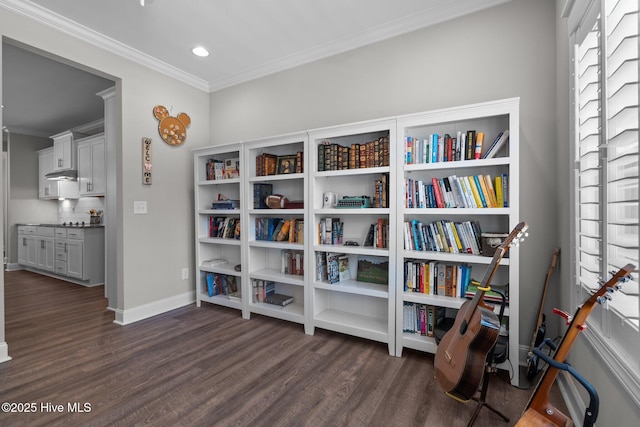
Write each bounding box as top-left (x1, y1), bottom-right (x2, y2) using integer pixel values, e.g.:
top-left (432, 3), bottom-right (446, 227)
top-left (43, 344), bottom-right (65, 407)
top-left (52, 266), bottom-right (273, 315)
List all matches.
top-left (143, 137), bottom-right (152, 185)
top-left (153, 105), bottom-right (191, 146)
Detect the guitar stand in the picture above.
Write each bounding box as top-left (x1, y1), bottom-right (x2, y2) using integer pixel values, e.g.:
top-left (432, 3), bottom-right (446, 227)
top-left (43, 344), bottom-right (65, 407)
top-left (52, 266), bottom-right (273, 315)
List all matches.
top-left (467, 365), bottom-right (510, 426)
top-left (467, 290), bottom-right (509, 427)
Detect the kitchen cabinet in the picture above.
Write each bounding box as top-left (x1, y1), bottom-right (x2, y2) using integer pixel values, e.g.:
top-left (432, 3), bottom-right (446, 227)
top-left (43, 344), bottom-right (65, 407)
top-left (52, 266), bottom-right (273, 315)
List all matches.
top-left (17, 226), bottom-right (37, 268)
top-left (35, 227), bottom-right (55, 272)
top-left (77, 133), bottom-right (106, 196)
top-left (38, 147), bottom-right (79, 199)
top-left (51, 130), bottom-right (76, 171)
top-left (18, 225), bottom-right (105, 286)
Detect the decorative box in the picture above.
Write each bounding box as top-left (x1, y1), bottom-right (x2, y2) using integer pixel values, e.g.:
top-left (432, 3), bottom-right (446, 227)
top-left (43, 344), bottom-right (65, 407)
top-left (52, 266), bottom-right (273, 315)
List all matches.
top-left (481, 232), bottom-right (509, 257)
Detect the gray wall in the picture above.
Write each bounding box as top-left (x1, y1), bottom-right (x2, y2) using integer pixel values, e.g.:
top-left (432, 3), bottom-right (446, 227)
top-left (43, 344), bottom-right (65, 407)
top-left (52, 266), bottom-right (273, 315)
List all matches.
top-left (211, 0), bottom-right (560, 353)
top-left (0, 6), bottom-right (210, 325)
top-left (6, 133), bottom-right (58, 265)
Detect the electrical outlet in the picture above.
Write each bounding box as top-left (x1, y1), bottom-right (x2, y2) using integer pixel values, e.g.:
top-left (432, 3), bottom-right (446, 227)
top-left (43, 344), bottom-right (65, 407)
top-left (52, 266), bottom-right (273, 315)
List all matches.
top-left (181, 268), bottom-right (189, 280)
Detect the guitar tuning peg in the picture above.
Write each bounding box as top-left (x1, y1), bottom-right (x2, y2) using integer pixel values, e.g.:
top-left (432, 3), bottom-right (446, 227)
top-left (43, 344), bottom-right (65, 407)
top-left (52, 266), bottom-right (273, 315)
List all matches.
top-left (606, 286), bottom-right (617, 293)
top-left (597, 296), bottom-right (608, 304)
top-left (598, 279), bottom-right (605, 287)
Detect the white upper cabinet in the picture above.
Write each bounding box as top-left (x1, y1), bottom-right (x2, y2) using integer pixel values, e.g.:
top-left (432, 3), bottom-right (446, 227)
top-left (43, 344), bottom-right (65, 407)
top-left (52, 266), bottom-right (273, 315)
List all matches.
top-left (77, 133), bottom-right (106, 196)
top-left (51, 130), bottom-right (76, 171)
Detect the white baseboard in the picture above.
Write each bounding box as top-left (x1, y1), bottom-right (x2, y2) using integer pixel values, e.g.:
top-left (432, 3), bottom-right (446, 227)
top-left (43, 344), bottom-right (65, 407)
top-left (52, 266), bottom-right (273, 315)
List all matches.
top-left (4, 263), bottom-right (22, 272)
top-left (113, 290), bottom-right (195, 325)
top-left (0, 342), bottom-right (12, 364)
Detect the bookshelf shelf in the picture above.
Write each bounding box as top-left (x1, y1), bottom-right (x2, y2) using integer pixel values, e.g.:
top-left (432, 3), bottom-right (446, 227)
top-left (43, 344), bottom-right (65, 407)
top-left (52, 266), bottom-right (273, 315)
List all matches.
top-left (314, 308), bottom-right (389, 343)
top-left (394, 98), bottom-right (521, 386)
top-left (313, 279), bottom-right (389, 298)
top-left (249, 268), bottom-right (304, 286)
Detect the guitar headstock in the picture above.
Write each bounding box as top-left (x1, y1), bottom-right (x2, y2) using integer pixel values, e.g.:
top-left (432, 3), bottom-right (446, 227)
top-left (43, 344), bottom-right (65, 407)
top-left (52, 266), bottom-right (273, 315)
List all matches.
top-left (590, 264), bottom-right (635, 306)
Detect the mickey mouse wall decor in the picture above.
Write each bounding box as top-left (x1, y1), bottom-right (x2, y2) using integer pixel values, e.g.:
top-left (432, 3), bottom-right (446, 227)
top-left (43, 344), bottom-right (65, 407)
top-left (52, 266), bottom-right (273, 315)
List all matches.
top-left (153, 105), bottom-right (191, 146)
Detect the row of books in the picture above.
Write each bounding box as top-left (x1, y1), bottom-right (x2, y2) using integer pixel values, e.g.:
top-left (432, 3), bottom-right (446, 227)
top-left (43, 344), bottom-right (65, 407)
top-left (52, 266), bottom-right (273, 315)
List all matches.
top-left (404, 219), bottom-right (482, 254)
top-left (373, 173), bottom-right (390, 208)
top-left (404, 129), bottom-right (508, 164)
top-left (208, 216), bottom-right (241, 239)
top-left (404, 260), bottom-right (472, 297)
top-left (317, 136), bottom-right (390, 171)
top-left (205, 272), bottom-right (239, 298)
top-left (402, 303), bottom-right (446, 337)
top-left (315, 253), bottom-right (389, 285)
top-left (280, 249), bottom-right (304, 276)
top-left (363, 218), bottom-right (389, 249)
top-left (318, 217), bottom-right (344, 245)
top-left (206, 158), bottom-right (240, 180)
top-left (255, 217), bottom-right (304, 243)
top-left (255, 152), bottom-right (304, 176)
top-left (404, 174), bottom-right (508, 209)
top-left (251, 279), bottom-right (294, 306)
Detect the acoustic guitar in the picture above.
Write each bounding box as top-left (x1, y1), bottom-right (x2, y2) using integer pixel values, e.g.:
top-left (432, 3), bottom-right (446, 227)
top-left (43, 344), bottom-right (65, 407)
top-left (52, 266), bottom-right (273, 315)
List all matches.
top-left (516, 263), bottom-right (635, 427)
top-left (434, 222), bottom-right (528, 401)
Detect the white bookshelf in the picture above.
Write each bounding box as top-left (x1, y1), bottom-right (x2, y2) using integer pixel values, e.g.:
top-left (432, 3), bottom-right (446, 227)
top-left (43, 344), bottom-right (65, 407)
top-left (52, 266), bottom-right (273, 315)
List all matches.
top-left (193, 143), bottom-right (246, 316)
top-left (192, 98), bottom-right (521, 378)
top-left (394, 98), bottom-right (521, 386)
top-left (243, 133), bottom-right (308, 326)
top-left (307, 118), bottom-right (397, 355)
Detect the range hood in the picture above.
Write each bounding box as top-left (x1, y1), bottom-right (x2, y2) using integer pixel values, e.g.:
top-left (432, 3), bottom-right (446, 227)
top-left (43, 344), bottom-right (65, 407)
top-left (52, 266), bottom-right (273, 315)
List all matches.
top-left (45, 169), bottom-right (78, 181)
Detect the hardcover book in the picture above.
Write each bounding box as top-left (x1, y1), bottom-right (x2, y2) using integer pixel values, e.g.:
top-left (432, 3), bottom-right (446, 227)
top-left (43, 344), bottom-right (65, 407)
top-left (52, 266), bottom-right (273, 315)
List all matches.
top-left (264, 293), bottom-right (294, 307)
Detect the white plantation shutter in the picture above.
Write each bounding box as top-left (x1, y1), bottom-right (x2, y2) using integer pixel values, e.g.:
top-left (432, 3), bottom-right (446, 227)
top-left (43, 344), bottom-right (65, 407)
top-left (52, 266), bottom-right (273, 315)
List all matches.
top-left (570, 0), bottom-right (639, 399)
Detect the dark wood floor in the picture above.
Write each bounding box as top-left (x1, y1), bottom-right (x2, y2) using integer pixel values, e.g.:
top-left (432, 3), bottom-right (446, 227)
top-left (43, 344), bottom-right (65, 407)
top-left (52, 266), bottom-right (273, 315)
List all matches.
top-left (0, 270), bottom-right (567, 426)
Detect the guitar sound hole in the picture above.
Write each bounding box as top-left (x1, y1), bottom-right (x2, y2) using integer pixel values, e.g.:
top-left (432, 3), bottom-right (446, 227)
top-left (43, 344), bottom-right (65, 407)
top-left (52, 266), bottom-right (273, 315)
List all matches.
top-left (459, 320), bottom-right (468, 335)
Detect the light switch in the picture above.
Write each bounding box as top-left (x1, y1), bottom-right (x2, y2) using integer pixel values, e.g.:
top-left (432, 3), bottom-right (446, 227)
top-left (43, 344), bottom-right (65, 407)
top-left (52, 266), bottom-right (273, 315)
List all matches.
top-left (134, 201), bottom-right (147, 214)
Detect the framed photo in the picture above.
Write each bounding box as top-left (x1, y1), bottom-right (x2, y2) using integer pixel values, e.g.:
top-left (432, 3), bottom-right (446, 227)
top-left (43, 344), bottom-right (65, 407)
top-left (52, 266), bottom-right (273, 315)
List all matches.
top-left (277, 155), bottom-right (297, 174)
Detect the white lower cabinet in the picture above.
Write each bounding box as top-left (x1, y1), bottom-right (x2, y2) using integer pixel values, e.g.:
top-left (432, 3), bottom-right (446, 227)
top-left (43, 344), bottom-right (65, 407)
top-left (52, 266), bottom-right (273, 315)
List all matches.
top-left (18, 225), bottom-right (104, 286)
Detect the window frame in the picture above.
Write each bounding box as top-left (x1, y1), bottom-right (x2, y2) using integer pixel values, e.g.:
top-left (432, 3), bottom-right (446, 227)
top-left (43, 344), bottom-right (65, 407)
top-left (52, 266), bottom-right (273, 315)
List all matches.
top-left (566, 0), bottom-right (640, 405)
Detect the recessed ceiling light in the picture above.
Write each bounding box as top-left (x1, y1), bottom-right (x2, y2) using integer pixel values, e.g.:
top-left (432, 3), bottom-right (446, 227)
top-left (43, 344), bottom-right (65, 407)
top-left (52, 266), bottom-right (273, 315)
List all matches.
top-left (192, 47), bottom-right (209, 57)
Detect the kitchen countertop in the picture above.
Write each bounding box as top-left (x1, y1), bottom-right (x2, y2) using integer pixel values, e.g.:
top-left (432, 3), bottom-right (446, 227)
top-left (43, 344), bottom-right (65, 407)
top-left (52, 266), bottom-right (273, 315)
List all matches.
top-left (17, 223), bottom-right (105, 228)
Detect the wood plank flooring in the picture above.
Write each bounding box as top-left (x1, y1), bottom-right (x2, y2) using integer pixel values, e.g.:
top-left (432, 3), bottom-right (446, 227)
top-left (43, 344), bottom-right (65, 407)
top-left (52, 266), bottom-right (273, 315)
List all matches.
top-left (0, 270), bottom-right (567, 426)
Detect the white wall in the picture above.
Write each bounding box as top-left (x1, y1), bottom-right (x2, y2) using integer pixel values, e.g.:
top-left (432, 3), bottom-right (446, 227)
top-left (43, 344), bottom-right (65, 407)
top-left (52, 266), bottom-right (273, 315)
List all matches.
top-left (0, 7), bottom-right (210, 327)
top-left (211, 0), bottom-right (560, 350)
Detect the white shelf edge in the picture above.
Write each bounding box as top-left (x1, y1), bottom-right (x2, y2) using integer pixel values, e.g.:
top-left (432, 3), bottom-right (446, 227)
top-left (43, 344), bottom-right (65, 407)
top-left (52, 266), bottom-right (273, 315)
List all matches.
top-left (314, 279), bottom-right (389, 298)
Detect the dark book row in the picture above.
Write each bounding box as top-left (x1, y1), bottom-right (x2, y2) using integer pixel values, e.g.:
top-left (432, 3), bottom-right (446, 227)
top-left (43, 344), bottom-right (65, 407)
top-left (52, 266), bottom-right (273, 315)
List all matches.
top-left (208, 216), bottom-right (241, 239)
top-left (317, 136), bottom-right (390, 171)
top-left (255, 151), bottom-right (303, 176)
top-left (206, 272), bottom-right (239, 298)
top-left (402, 302), bottom-right (446, 337)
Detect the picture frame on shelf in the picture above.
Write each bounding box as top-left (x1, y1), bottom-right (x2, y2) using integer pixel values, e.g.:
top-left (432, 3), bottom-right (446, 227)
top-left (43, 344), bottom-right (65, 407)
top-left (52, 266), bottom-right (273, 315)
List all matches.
top-left (277, 155), bottom-right (297, 174)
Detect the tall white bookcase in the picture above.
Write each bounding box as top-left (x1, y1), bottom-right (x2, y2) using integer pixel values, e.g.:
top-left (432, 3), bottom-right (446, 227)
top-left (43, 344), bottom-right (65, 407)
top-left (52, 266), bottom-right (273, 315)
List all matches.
top-left (243, 133), bottom-right (308, 325)
top-left (394, 98), bottom-right (520, 386)
top-left (307, 119), bottom-right (397, 355)
top-left (193, 143), bottom-right (246, 318)
top-left (192, 98), bottom-right (521, 378)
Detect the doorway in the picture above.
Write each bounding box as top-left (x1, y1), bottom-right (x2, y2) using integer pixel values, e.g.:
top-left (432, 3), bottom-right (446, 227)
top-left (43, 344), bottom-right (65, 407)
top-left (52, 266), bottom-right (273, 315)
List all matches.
top-left (2, 39), bottom-right (117, 307)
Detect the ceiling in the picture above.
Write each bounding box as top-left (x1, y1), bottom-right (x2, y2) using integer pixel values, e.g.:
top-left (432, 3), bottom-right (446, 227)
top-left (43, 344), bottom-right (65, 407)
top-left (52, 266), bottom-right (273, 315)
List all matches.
top-left (1, 0), bottom-right (508, 137)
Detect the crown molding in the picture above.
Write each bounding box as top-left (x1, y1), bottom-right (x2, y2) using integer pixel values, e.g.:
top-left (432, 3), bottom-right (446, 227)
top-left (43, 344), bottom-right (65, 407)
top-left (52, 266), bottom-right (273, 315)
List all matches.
top-left (0, 0), bottom-right (209, 92)
top-left (207, 0), bottom-right (511, 91)
top-left (2, 0), bottom-right (510, 93)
